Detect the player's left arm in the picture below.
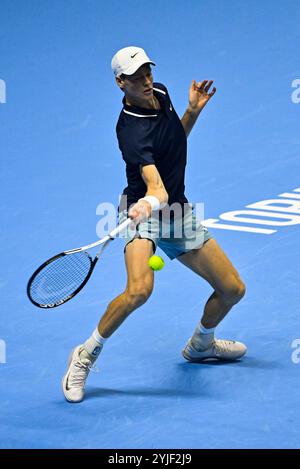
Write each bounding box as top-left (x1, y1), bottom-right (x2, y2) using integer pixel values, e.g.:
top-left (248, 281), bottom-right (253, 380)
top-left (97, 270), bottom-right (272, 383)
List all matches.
top-left (181, 80), bottom-right (216, 138)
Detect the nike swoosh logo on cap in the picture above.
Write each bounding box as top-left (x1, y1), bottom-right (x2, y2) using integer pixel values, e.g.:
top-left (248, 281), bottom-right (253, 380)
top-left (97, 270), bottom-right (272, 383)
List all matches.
top-left (131, 52), bottom-right (139, 58)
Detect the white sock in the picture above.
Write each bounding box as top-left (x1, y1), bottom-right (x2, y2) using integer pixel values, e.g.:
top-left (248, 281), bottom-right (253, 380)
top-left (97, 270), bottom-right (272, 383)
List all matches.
top-left (191, 321), bottom-right (215, 351)
top-left (82, 328), bottom-right (107, 359)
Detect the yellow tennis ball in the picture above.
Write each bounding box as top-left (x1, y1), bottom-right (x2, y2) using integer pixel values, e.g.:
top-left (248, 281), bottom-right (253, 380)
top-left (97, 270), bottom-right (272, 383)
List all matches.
top-left (148, 255), bottom-right (165, 271)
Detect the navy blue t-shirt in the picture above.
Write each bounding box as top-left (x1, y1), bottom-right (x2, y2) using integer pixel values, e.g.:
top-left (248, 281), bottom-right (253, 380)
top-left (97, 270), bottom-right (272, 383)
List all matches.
top-left (116, 82), bottom-right (189, 212)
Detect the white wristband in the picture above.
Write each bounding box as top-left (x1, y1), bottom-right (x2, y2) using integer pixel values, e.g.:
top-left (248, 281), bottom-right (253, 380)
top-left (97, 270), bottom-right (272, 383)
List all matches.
top-left (140, 195), bottom-right (161, 211)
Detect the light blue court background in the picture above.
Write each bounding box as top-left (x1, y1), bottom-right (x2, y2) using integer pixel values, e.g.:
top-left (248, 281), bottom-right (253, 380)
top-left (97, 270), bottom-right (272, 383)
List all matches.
top-left (1, 0), bottom-right (300, 449)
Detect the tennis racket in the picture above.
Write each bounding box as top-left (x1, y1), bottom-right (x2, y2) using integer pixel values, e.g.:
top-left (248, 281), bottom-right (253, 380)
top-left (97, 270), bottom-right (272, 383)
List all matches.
top-left (27, 217), bottom-right (133, 309)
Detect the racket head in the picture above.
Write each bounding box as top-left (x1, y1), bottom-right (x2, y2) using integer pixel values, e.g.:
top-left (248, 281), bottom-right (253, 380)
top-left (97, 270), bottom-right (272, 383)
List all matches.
top-left (27, 250), bottom-right (96, 308)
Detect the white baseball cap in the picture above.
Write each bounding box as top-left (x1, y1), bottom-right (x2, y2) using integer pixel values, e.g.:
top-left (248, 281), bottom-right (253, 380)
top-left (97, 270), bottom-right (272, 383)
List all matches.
top-left (111, 46), bottom-right (156, 77)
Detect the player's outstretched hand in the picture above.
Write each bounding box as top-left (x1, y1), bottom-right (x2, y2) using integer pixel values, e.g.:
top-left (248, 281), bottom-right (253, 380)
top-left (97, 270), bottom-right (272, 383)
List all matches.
top-left (188, 79), bottom-right (216, 113)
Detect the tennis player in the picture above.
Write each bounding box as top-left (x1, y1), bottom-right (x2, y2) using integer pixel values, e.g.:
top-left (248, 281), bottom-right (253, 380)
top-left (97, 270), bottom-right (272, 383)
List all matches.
top-left (62, 46), bottom-right (247, 403)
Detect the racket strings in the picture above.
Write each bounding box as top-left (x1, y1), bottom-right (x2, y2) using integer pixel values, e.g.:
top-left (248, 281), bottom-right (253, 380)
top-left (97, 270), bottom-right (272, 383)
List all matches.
top-left (29, 251), bottom-right (92, 306)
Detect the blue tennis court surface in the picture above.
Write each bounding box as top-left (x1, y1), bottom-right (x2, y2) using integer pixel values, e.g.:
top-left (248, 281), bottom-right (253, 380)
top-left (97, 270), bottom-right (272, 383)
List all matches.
top-left (1, 0), bottom-right (300, 449)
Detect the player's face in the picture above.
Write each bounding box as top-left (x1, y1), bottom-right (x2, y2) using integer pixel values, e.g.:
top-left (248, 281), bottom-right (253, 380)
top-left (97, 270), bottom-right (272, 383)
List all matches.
top-left (120, 64), bottom-right (154, 104)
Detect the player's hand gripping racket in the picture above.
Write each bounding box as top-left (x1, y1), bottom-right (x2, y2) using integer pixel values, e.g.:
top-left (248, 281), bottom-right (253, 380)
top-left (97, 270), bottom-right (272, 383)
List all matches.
top-left (27, 217), bottom-right (133, 308)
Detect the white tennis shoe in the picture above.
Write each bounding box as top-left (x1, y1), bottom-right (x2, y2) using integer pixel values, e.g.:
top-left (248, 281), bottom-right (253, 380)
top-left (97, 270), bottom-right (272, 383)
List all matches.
top-left (182, 338), bottom-right (247, 362)
top-left (62, 345), bottom-right (95, 403)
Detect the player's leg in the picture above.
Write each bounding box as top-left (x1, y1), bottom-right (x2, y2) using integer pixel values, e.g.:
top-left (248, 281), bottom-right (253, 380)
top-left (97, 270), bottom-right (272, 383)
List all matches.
top-left (98, 237), bottom-right (154, 337)
top-left (177, 238), bottom-right (247, 361)
top-left (62, 237), bottom-right (154, 402)
top-left (178, 238), bottom-right (246, 326)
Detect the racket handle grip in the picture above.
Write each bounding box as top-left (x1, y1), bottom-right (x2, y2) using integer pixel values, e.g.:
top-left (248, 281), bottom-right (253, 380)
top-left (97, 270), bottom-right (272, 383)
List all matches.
top-left (109, 217), bottom-right (133, 239)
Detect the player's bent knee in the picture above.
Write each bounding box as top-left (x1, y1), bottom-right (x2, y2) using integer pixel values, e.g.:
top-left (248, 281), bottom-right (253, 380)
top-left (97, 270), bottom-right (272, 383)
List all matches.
top-left (235, 280), bottom-right (246, 301)
top-left (221, 278), bottom-right (246, 304)
top-left (126, 284), bottom-right (153, 309)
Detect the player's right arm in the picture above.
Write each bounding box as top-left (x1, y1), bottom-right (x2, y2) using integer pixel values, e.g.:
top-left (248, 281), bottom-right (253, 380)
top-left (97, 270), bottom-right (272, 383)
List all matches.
top-left (128, 164), bottom-right (169, 224)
